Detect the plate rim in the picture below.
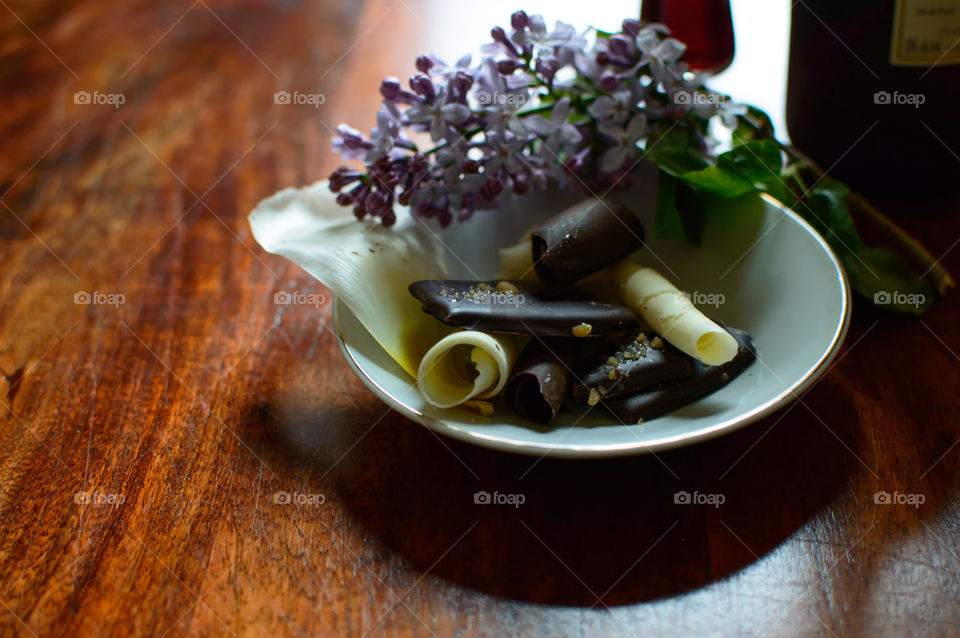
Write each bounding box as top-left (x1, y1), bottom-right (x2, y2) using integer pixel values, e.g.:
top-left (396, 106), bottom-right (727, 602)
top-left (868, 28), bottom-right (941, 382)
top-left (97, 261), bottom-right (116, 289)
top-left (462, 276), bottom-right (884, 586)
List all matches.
top-left (332, 196), bottom-right (852, 458)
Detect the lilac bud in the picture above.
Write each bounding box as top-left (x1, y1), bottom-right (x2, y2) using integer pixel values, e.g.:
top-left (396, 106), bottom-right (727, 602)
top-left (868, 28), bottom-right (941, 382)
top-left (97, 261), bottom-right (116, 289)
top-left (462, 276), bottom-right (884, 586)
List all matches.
top-left (363, 189), bottom-right (388, 218)
top-left (497, 59), bottom-right (520, 75)
top-left (415, 55), bottom-right (434, 73)
top-left (452, 71), bottom-right (474, 99)
top-left (535, 56), bottom-right (560, 75)
top-left (338, 128), bottom-right (368, 151)
top-left (608, 35), bottom-right (631, 57)
top-left (437, 205), bottom-right (452, 227)
top-left (491, 26), bottom-right (519, 57)
top-left (482, 177), bottom-right (503, 200)
top-left (596, 51), bottom-right (611, 66)
top-left (380, 77), bottom-right (401, 101)
top-left (329, 166), bottom-right (361, 192)
top-left (415, 202), bottom-right (435, 219)
top-left (511, 173), bottom-right (529, 195)
top-left (409, 153), bottom-right (427, 175)
top-left (381, 209), bottom-right (397, 226)
top-left (398, 185), bottom-right (415, 206)
top-left (510, 11), bottom-right (529, 31)
top-left (458, 192), bottom-right (477, 220)
top-left (622, 19), bottom-right (642, 38)
top-left (599, 72), bottom-right (620, 92)
top-left (409, 74), bottom-right (436, 102)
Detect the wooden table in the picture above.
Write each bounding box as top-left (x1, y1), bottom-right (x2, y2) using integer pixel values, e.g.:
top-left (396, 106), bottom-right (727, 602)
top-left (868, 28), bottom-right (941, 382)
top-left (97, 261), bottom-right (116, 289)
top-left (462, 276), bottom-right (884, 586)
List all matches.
top-left (2, 1), bottom-right (959, 636)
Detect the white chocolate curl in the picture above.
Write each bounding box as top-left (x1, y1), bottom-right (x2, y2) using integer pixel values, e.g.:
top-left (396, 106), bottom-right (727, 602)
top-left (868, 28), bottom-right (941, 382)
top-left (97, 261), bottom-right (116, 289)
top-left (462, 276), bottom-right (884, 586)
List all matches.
top-left (417, 331), bottom-right (520, 409)
top-left (614, 262), bottom-right (738, 365)
top-left (496, 231), bottom-right (538, 281)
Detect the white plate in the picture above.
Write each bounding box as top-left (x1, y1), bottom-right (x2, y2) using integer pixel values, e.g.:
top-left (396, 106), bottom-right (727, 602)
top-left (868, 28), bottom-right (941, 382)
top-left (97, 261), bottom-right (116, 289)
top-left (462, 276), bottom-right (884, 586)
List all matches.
top-left (333, 191), bottom-right (850, 458)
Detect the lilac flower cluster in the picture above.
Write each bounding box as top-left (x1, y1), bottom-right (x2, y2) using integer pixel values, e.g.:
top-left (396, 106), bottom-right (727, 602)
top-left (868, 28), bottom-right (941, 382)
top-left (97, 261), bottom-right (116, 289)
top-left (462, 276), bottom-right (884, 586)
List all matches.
top-left (328, 11), bottom-right (743, 226)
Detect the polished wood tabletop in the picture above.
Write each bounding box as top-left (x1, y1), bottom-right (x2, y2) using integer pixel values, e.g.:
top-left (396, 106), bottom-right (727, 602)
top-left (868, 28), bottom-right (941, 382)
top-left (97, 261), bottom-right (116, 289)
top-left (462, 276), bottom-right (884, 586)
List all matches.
top-left (1, 1), bottom-right (959, 636)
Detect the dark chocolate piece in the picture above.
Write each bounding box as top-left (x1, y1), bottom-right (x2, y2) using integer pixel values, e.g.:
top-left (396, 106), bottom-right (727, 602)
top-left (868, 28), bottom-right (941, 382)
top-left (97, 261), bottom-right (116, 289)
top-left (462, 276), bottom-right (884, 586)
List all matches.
top-left (531, 198), bottom-right (645, 285)
top-left (408, 280), bottom-right (641, 337)
top-left (602, 327), bottom-right (757, 423)
top-left (506, 339), bottom-right (577, 424)
top-left (570, 330), bottom-right (693, 403)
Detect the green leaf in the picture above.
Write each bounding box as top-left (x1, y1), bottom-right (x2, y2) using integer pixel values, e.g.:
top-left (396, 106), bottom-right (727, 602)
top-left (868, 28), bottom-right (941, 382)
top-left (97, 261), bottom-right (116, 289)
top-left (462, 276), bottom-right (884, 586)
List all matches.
top-left (718, 140), bottom-right (781, 181)
top-left (649, 132), bottom-right (774, 199)
top-left (842, 248), bottom-right (934, 315)
top-left (676, 182), bottom-right (705, 245)
top-left (653, 171), bottom-right (706, 244)
top-left (654, 171), bottom-right (686, 242)
top-left (645, 126), bottom-right (709, 176)
top-left (678, 166), bottom-right (754, 198)
top-left (745, 105), bottom-right (775, 138)
top-left (648, 147), bottom-right (710, 176)
top-left (802, 181), bottom-right (864, 257)
top-left (718, 140), bottom-right (794, 204)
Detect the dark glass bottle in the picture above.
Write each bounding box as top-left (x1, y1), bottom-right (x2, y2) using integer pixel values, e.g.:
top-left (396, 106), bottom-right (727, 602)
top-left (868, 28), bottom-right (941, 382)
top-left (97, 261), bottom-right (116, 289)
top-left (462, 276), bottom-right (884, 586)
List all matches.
top-left (641, 0), bottom-right (736, 73)
top-left (787, 0), bottom-right (960, 196)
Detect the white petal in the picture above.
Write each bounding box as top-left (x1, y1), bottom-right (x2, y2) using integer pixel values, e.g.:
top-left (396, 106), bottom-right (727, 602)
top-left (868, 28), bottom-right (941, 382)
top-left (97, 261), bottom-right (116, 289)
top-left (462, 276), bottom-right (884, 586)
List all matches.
top-left (441, 103), bottom-right (472, 124)
top-left (600, 146), bottom-right (627, 172)
top-left (248, 181), bottom-right (449, 377)
top-left (656, 38), bottom-right (687, 62)
top-left (588, 96), bottom-right (617, 118)
top-left (404, 104), bottom-right (433, 123)
top-left (430, 116), bottom-right (446, 141)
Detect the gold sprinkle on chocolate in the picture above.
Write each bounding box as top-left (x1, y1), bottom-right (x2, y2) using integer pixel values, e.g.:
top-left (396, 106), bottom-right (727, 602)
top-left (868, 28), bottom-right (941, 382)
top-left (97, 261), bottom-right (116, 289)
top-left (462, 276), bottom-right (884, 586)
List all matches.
top-left (571, 323), bottom-right (593, 338)
top-left (650, 336), bottom-right (664, 349)
top-left (587, 388), bottom-right (600, 406)
top-left (496, 280), bottom-right (519, 295)
top-left (607, 369), bottom-right (618, 380)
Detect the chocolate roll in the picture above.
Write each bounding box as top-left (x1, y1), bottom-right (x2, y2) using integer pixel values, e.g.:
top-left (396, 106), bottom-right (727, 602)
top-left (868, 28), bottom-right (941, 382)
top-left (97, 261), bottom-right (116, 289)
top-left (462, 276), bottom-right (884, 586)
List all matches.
top-left (506, 339), bottom-right (577, 424)
top-left (531, 198), bottom-right (645, 285)
top-left (602, 327), bottom-right (757, 424)
top-left (570, 330), bottom-right (693, 404)
top-left (408, 280), bottom-right (640, 337)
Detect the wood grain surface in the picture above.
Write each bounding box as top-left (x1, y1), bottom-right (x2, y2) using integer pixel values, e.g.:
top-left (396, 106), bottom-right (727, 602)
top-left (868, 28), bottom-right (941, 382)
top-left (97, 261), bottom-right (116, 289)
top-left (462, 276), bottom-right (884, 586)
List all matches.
top-left (1, 1), bottom-right (959, 636)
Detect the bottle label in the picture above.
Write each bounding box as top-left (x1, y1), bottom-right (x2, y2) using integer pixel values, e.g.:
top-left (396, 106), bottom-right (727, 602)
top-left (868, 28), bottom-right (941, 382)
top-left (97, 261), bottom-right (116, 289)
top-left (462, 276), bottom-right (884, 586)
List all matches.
top-left (890, 0), bottom-right (960, 66)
